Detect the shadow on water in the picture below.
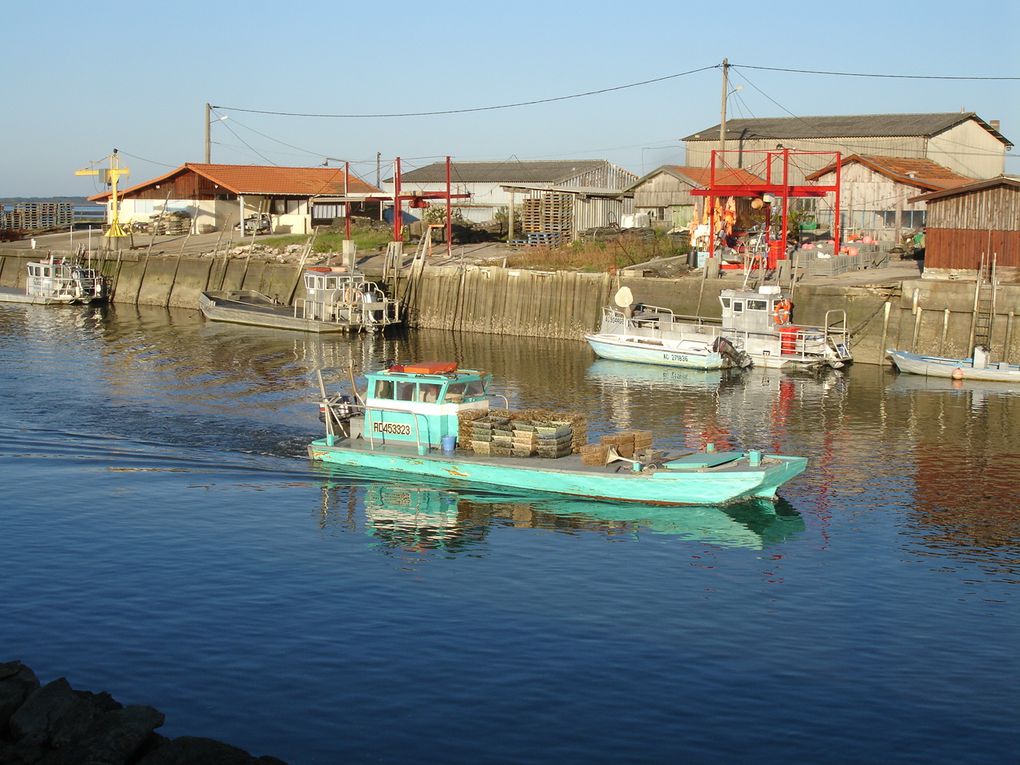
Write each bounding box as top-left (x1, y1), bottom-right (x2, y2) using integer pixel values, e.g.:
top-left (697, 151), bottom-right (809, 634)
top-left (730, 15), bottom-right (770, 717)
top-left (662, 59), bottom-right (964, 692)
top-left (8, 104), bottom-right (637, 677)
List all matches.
top-left (311, 463), bottom-right (805, 554)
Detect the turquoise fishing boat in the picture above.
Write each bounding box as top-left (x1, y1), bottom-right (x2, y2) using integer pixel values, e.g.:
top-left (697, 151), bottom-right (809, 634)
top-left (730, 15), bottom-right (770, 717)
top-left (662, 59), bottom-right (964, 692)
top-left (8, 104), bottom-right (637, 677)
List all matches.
top-left (307, 362), bottom-right (808, 506)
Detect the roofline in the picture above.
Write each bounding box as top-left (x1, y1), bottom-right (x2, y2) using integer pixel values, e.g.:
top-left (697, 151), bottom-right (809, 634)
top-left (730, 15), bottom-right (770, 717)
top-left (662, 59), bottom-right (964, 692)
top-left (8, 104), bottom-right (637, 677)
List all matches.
top-left (88, 162), bottom-right (380, 202)
top-left (682, 112), bottom-right (1013, 148)
top-left (621, 164), bottom-right (765, 193)
top-left (805, 155), bottom-right (954, 191)
top-left (907, 175), bottom-right (1020, 203)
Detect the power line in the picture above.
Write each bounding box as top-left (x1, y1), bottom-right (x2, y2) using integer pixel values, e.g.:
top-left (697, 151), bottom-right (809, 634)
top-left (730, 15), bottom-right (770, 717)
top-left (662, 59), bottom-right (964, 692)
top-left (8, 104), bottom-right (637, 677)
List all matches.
top-left (733, 63), bottom-right (1020, 81)
top-left (213, 65), bottom-right (720, 118)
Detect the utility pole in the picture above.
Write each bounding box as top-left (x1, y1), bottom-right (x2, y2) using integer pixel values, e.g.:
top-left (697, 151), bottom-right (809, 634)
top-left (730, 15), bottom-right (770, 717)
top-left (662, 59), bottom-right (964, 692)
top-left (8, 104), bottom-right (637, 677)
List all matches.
top-left (204, 103), bottom-right (211, 163)
top-left (376, 152), bottom-right (381, 189)
top-left (718, 58), bottom-right (729, 159)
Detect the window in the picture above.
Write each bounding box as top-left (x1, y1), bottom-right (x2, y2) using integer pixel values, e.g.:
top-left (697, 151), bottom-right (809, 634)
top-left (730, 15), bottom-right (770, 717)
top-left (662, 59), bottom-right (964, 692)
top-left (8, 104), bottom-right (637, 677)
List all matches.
top-left (396, 382), bottom-right (417, 401)
top-left (732, 301), bottom-right (744, 313)
top-left (720, 297), bottom-right (731, 309)
top-left (373, 380), bottom-right (394, 400)
top-left (418, 383), bottom-right (441, 403)
top-left (748, 299), bottom-right (768, 311)
top-left (445, 382), bottom-right (466, 402)
top-left (464, 380), bottom-right (485, 397)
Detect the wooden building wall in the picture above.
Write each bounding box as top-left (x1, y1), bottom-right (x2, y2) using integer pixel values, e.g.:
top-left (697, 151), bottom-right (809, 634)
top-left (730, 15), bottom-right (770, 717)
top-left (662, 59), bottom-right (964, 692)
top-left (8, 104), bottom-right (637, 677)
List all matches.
top-left (928, 121), bottom-right (1007, 179)
top-left (924, 185), bottom-right (1020, 269)
top-left (559, 163), bottom-right (637, 191)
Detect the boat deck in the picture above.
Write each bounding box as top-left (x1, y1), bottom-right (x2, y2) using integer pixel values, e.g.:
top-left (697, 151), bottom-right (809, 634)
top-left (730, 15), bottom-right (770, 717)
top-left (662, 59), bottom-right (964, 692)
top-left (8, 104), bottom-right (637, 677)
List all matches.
top-left (313, 435), bottom-right (769, 476)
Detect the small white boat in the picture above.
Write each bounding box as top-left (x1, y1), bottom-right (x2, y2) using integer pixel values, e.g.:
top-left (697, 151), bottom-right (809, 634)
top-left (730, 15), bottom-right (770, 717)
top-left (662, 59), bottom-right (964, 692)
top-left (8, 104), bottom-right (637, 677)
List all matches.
top-left (200, 266), bottom-right (400, 333)
top-left (887, 347), bottom-right (1020, 383)
top-left (589, 285), bottom-right (852, 372)
top-left (0, 253), bottom-right (106, 305)
top-left (585, 287), bottom-right (750, 370)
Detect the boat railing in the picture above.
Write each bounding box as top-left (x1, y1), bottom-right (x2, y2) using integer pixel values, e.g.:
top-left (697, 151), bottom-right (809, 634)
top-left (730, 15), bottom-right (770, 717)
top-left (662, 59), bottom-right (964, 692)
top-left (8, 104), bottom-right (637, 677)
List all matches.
top-left (823, 309), bottom-right (851, 357)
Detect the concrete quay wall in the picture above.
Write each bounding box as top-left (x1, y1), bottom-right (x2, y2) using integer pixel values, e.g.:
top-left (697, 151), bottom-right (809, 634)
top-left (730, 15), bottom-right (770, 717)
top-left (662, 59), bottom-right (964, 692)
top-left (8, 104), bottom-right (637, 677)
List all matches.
top-left (1, 249), bottom-right (1017, 366)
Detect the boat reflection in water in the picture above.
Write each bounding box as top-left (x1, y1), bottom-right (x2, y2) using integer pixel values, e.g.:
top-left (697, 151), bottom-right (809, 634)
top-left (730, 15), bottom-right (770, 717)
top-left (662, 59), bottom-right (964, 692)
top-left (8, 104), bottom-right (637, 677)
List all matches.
top-left (314, 465), bottom-right (805, 554)
top-left (586, 359), bottom-right (746, 391)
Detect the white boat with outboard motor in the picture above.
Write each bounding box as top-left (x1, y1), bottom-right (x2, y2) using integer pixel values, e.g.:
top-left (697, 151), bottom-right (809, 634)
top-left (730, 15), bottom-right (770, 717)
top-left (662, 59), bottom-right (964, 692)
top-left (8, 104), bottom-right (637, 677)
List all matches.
top-left (0, 252), bottom-right (106, 305)
top-left (589, 285), bottom-right (851, 371)
top-left (586, 287), bottom-right (751, 370)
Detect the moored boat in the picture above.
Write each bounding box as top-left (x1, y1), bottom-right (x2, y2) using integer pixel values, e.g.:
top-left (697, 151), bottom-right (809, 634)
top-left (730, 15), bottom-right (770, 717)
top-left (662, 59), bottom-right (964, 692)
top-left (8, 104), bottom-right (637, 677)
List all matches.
top-left (0, 253), bottom-right (106, 305)
top-left (200, 266), bottom-right (399, 333)
top-left (307, 362), bottom-right (808, 506)
top-left (590, 285), bottom-right (851, 371)
top-left (887, 347), bottom-right (1020, 383)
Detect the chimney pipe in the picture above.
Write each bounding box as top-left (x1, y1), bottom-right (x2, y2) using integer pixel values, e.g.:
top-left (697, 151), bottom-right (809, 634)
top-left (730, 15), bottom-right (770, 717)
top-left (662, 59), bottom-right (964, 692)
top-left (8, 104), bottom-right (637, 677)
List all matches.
top-left (990, 119), bottom-right (1001, 131)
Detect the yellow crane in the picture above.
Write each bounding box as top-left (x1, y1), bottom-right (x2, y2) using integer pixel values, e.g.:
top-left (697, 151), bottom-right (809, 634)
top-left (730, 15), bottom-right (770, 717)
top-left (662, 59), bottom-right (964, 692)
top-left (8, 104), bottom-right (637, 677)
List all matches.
top-left (75, 150), bottom-right (130, 237)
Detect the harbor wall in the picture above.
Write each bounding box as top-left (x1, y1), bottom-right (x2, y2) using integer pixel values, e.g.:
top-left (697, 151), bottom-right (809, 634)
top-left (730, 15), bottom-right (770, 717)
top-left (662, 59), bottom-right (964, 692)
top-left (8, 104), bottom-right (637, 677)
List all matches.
top-left (1, 249), bottom-right (1017, 365)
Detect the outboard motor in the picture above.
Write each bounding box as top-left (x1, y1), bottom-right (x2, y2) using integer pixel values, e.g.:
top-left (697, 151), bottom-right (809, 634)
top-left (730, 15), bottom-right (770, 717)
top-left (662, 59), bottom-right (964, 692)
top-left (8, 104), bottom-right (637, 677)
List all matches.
top-left (319, 394), bottom-right (353, 430)
top-left (713, 336), bottom-right (753, 369)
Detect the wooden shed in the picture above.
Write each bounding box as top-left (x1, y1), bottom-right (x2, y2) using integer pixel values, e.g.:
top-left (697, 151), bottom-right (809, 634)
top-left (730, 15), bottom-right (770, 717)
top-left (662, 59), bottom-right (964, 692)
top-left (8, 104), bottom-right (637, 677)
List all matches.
top-left (910, 176), bottom-right (1020, 275)
top-left (806, 155), bottom-right (973, 242)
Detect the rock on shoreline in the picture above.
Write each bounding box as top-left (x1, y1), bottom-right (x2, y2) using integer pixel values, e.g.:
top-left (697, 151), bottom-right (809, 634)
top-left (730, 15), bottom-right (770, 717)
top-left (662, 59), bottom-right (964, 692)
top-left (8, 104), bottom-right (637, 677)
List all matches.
top-left (0, 661), bottom-right (286, 764)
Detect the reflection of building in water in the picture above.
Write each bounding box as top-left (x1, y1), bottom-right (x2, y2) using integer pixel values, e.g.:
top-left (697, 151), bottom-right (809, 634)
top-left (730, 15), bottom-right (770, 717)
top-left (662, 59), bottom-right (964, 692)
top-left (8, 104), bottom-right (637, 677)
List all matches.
top-left (317, 476), bottom-right (805, 554)
top-left (896, 383), bottom-right (1020, 572)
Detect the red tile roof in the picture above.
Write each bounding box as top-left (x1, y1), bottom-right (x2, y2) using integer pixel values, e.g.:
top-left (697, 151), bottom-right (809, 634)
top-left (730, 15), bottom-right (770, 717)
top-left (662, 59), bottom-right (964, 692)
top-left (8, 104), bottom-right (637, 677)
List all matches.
top-left (90, 163), bottom-right (379, 201)
top-left (805, 155), bottom-right (973, 191)
top-left (663, 165), bottom-right (765, 187)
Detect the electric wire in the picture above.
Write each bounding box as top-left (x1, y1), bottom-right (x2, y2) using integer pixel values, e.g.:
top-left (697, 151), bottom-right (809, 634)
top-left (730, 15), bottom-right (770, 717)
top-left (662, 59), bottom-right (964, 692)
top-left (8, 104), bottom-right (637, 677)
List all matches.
top-left (213, 65), bottom-right (720, 118)
top-left (732, 64), bottom-right (1020, 81)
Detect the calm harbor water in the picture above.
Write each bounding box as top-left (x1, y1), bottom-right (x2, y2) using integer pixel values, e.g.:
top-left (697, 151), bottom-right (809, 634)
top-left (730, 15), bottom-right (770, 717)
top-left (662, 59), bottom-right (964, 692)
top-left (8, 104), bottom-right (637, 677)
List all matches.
top-left (1, 303), bottom-right (1017, 764)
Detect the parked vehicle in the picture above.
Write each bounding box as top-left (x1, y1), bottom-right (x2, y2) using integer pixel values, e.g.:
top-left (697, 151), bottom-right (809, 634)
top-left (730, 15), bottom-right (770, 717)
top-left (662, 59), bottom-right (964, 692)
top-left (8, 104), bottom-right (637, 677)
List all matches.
top-left (234, 215), bottom-right (272, 234)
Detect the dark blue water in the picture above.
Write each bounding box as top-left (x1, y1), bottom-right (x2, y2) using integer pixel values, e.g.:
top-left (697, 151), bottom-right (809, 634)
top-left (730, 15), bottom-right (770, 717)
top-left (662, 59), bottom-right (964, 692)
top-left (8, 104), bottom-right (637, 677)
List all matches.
top-left (1, 303), bottom-right (1017, 764)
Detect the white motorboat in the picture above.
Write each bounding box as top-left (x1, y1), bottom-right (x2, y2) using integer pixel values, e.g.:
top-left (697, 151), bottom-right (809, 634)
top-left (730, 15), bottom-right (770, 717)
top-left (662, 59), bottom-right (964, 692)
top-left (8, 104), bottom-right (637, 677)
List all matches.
top-left (0, 253), bottom-right (106, 305)
top-left (589, 285), bottom-right (852, 371)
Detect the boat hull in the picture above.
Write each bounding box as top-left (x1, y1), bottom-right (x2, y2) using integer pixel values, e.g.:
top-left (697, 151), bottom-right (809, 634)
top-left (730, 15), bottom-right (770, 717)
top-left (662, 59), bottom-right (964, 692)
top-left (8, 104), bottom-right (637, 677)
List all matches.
top-left (307, 438), bottom-right (807, 506)
top-left (585, 333), bottom-right (725, 370)
top-left (888, 349), bottom-right (1020, 383)
top-left (0, 287), bottom-right (98, 305)
top-left (200, 291), bottom-right (356, 333)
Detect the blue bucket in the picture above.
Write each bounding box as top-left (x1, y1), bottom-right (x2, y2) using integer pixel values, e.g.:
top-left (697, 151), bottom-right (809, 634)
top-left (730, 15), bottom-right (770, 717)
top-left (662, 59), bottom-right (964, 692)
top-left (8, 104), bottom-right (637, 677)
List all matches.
top-left (441, 434), bottom-right (457, 455)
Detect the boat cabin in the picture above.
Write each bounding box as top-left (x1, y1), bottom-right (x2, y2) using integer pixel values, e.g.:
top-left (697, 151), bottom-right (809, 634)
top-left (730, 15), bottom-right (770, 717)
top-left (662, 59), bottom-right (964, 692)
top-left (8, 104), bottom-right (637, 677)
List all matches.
top-left (300, 266), bottom-right (398, 327)
top-left (719, 285), bottom-right (790, 333)
top-left (362, 363), bottom-right (492, 447)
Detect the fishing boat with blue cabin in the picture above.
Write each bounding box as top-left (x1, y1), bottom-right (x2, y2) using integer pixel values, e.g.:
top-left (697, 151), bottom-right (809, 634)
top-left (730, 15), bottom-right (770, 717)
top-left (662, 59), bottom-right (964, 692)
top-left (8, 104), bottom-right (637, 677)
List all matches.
top-left (308, 361), bottom-right (808, 506)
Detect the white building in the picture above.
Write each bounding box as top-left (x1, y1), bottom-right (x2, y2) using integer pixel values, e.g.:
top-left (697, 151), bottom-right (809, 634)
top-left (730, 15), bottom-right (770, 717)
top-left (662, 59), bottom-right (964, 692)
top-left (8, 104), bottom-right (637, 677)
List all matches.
top-left (384, 159), bottom-right (636, 226)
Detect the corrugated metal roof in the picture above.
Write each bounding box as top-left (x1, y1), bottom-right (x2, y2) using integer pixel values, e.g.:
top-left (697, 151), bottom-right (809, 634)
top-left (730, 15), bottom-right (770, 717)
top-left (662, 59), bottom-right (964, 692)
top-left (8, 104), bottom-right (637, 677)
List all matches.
top-left (908, 175), bottom-right (1020, 203)
top-left (683, 112), bottom-right (1012, 147)
top-left (390, 160), bottom-right (610, 184)
top-left (89, 163), bottom-right (379, 201)
top-left (805, 155), bottom-right (974, 191)
top-left (624, 165), bottom-right (764, 192)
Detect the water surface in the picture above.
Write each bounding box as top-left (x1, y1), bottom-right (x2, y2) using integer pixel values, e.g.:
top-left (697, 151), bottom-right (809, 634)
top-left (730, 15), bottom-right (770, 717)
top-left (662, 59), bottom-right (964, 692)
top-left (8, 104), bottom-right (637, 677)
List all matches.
top-left (1, 303), bottom-right (1017, 764)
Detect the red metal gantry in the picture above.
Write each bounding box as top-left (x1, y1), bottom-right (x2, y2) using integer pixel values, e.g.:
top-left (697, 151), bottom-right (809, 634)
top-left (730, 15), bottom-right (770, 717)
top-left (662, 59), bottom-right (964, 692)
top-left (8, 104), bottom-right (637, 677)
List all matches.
top-left (691, 149), bottom-right (842, 270)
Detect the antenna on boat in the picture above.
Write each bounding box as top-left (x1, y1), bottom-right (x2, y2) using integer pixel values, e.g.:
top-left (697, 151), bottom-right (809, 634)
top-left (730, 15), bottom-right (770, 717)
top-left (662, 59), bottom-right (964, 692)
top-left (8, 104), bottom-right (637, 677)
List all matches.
top-left (613, 286), bottom-right (633, 308)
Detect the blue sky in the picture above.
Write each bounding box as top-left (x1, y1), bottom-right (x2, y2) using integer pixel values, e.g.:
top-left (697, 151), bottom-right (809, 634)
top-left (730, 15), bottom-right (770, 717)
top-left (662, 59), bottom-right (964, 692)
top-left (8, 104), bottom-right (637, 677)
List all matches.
top-left (4, 0), bottom-right (1018, 196)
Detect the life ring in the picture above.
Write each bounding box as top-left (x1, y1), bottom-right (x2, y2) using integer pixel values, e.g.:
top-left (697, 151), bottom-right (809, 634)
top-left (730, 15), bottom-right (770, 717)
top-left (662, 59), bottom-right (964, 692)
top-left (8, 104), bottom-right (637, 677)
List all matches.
top-left (772, 299), bottom-right (791, 325)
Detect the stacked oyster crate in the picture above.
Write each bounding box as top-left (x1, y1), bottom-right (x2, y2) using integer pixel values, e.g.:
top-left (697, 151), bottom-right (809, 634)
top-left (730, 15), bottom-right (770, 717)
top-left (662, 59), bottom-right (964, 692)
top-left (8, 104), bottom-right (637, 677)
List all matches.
top-left (463, 409), bottom-right (586, 459)
top-left (580, 430), bottom-right (654, 466)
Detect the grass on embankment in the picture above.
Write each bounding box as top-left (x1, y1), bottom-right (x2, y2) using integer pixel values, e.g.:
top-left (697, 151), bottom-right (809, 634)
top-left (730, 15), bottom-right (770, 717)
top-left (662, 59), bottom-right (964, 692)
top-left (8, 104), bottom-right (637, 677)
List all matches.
top-left (505, 232), bottom-right (690, 272)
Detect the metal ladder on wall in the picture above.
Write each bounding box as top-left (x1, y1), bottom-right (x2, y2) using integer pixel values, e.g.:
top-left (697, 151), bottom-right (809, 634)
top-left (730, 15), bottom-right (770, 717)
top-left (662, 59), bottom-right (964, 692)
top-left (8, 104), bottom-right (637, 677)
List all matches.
top-left (970, 252), bottom-right (997, 350)
top-left (400, 225), bottom-right (443, 304)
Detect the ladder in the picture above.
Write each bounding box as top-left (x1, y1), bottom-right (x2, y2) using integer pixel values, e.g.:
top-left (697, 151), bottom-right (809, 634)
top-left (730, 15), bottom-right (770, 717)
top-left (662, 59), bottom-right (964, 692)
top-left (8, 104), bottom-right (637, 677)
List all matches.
top-left (970, 252), bottom-right (997, 350)
top-left (400, 224), bottom-right (443, 304)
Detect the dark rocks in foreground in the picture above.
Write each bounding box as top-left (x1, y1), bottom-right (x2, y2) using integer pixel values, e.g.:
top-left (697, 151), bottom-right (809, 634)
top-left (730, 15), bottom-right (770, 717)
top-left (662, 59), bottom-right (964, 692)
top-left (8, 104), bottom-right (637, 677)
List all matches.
top-left (0, 661), bottom-right (286, 765)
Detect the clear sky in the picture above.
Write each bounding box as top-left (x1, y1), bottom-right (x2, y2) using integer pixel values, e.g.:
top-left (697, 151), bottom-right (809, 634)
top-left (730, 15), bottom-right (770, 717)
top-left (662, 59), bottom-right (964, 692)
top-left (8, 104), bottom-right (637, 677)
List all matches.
top-left (4, 0), bottom-right (1018, 196)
